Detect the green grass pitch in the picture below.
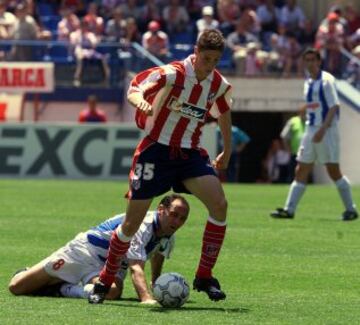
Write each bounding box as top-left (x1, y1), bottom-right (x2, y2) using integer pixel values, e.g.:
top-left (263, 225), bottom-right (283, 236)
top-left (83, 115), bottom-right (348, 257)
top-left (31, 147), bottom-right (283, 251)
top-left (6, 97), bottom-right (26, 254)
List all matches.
top-left (0, 179), bottom-right (359, 324)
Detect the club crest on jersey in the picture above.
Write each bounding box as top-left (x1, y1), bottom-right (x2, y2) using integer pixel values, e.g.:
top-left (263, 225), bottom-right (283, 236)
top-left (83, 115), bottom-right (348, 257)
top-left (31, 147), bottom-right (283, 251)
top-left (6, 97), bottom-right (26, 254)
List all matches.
top-left (130, 177), bottom-right (141, 191)
top-left (168, 96), bottom-right (206, 121)
top-left (207, 92), bottom-right (216, 104)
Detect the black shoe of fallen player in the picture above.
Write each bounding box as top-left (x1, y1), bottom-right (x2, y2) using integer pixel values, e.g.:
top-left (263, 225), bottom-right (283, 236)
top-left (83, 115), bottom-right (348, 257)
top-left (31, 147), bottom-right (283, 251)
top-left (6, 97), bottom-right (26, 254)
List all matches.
top-left (270, 208), bottom-right (294, 219)
top-left (12, 267), bottom-right (29, 277)
top-left (342, 210), bottom-right (358, 221)
top-left (193, 276), bottom-right (226, 301)
top-left (88, 281), bottom-right (110, 304)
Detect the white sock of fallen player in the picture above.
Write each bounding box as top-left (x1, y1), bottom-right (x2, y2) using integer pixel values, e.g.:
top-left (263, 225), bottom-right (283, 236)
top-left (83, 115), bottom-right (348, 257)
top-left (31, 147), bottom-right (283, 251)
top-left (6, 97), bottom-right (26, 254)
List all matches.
top-left (60, 283), bottom-right (94, 298)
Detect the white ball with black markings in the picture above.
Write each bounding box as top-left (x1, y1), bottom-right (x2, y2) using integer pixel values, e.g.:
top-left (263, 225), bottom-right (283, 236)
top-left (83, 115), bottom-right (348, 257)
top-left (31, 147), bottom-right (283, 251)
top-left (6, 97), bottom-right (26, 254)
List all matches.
top-left (153, 272), bottom-right (190, 308)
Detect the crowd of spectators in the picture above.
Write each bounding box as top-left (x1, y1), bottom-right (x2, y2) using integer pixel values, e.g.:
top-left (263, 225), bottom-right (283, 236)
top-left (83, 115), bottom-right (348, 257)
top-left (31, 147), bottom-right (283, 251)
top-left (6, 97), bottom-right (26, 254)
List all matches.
top-left (0, 0), bottom-right (359, 84)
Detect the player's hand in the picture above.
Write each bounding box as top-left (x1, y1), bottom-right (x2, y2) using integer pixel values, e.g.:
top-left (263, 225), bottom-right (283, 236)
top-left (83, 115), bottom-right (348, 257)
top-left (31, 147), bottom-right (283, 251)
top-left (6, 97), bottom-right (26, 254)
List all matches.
top-left (312, 127), bottom-right (326, 143)
top-left (212, 151), bottom-right (231, 170)
top-left (137, 100), bottom-right (153, 116)
top-left (140, 298), bottom-right (158, 305)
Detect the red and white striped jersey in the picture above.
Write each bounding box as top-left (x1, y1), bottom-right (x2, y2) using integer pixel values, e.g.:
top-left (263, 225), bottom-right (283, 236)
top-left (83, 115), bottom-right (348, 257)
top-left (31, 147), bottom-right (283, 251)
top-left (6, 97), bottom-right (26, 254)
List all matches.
top-left (128, 54), bottom-right (233, 149)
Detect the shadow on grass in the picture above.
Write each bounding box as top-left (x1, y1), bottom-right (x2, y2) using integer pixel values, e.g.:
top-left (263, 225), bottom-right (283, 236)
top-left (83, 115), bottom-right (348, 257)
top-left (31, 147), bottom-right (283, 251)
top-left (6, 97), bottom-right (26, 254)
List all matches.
top-left (106, 299), bottom-right (249, 314)
top-left (150, 306), bottom-right (249, 313)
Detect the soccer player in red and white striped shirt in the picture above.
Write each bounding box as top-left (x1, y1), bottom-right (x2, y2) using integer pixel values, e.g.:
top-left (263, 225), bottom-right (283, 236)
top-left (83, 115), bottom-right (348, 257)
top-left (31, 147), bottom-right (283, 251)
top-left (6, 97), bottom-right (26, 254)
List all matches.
top-left (89, 29), bottom-right (233, 303)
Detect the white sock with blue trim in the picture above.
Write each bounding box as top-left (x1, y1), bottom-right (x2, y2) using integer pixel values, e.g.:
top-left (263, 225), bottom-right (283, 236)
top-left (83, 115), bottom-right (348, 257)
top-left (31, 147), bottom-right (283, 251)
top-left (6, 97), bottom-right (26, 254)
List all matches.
top-left (284, 181), bottom-right (306, 215)
top-left (335, 176), bottom-right (356, 212)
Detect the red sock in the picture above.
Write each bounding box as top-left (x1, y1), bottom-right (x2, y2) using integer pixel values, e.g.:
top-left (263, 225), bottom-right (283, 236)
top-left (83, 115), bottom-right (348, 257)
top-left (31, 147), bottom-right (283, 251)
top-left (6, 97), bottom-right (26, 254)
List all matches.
top-left (99, 232), bottom-right (130, 286)
top-left (196, 219), bottom-right (226, 279)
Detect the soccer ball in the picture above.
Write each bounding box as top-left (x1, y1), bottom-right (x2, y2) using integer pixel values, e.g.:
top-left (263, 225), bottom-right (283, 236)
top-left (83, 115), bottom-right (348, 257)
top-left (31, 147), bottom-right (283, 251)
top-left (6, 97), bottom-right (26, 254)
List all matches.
top-left (152, 272), bottom-right (190, 308)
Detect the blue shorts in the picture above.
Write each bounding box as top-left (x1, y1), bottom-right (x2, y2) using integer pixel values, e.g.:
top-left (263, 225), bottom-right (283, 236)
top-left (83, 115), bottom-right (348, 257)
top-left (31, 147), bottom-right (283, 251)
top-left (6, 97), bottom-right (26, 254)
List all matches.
top-left (127, 137), bottom-right (216, 199)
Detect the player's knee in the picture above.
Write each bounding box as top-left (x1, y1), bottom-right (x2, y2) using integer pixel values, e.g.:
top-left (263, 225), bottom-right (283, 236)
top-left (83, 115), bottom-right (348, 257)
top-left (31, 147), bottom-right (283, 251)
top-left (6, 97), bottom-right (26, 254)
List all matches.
top-left (8, 278), bottom-right (24, 295)
top-left (211, 197), bottom-right (228, 219)
top-left (327, 169), bottom-right (342, 181)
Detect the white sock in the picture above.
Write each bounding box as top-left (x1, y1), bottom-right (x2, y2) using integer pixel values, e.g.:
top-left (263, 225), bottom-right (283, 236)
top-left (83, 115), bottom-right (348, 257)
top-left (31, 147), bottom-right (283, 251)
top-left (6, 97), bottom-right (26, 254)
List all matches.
top-left (116, 226), bottom-right (132, 242)
top-left (335, 176), bottom-right (356, 212)
top-left (60, 283), bottom-right (93, 299)
top-left (284, 181), bottom-right (306, 214)
top-left (208, 215), bottom-right (227, 226)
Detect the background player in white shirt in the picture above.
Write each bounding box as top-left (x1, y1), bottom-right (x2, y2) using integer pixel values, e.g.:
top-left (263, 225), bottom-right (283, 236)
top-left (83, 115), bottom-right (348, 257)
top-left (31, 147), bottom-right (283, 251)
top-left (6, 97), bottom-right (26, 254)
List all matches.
top-left (90, 29), bottom-right (232, 304)
top-left (271, 48), bottom-right (358, 221)
top-left (9, 194), bottom-right (189, 304)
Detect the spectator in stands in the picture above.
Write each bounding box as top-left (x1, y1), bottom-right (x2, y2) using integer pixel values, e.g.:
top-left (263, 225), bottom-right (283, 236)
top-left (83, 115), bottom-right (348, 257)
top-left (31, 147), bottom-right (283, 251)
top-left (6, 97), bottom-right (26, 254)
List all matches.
top-left (70, 18), bottom-right (110, 87)
top-left (244, 42), bottom-right (267, 76)
top-left (227, 19), bottom-right (259, 75)
top-left (61, 0), bottom-right (86, 16)
top-left (0, 0), bottom-right (17, 36)
top-left (105, 6), bottom-right (126, 43)
top-left (271, 24), bottom-right (290, 73)
top-left (256, 0), bottom-right (280, 48)
top-left (139, 0), bottom-right (161, 32)
top-left (264, 138), bottom-right (290, 183)
top-left (315, 12), bottom-right (344, 76)
top-left (162, 0), bottom-right (189, 36)
top-left (282, 31), bottom-right (302, 77)
top-left (265, 33), bottom-right (283, 74)
top-left (83, 3), bottom-right (104, 39)
top-left (196, 6), bottom-right (219, 39)
top-left (187, 0), bottom-right (216, 21)
top-left (238, 0), bottom-right (259, 11)
top-left (279, 0), bottom-right (306, 39)
top-left (217, 0), bottom-right (240, 36)
top-left (240, 6), bottom-right (261, 37)
top-left (217, 125), bottom-right (250, 182)
top-left (57, 6), bottom-right (80, 41)
top-left (324, 5), bottom-right (349, 35)
top-left (0, 24), bottom-right (8, 60)
top-left (102, 0), bottom-right (126, 19)
top-left (10, 3), bottom-right (39, 61)
top-left (344, 44), bottom-right (360, 89)
top-left (120, 0), bottom-right (141, 21)
top-left (343, 3), bottom-right (360, 36)
top-left (298, 19), bottom-right (316, 48)
top-left (78, 95), bottom-right (107, 123)
top-left (122, 17), bottom-right (141, 47)
top-left (142, 20), bottom-right (169, 61)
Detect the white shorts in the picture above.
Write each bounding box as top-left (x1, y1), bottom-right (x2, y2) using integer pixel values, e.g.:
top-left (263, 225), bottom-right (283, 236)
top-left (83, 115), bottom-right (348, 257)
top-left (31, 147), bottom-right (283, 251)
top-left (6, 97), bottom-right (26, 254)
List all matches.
top-left (297, 126), bottom-right (340, 164)
top-left (42, 233), bottom-right (128, 285)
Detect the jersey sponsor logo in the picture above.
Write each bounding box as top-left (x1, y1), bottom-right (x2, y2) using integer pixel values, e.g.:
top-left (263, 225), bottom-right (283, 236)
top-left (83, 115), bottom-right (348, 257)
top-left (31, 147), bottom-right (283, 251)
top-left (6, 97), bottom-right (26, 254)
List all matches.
top-left (168, 96), bottom-right (206, 121)
top-left (306, 102), bottom-right (320, 110)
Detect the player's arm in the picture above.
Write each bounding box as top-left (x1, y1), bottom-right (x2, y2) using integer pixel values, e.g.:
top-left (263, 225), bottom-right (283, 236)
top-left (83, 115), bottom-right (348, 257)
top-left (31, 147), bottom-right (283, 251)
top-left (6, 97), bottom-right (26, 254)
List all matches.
top-left (127, 68), bottom-right (167, 116)
top-left (128, 259), bottom-right (156, 304)
top-left (313, 105), bottom-right (339, 143)
top-left (128, 91), bottom-right (154, 116)
top-left (313, 80), bottom-right (340, 143)
top-left (150, 252), bottom-right (165, 286)
top-left (214, 109), bottom-right (232, 170)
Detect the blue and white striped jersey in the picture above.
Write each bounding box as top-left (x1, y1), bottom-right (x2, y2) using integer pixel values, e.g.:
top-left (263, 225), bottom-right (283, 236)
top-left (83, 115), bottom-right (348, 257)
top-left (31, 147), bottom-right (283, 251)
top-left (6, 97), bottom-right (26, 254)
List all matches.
top-left (303, 70), bottom-right (340, 127)
top-left (81, 211), bottom-right (175, 263)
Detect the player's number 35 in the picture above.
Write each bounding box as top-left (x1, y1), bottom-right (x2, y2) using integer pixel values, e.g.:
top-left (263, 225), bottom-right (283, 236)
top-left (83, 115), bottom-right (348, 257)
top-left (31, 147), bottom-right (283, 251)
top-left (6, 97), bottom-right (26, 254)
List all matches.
top-left (135, 163), bottom-right (155, 180)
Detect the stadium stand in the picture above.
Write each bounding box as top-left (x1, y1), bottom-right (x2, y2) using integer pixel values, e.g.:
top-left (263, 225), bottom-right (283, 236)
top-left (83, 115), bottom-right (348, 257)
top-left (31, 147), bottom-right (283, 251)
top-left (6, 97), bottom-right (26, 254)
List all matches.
top-left (0, 0), bottom-right (359, 183)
